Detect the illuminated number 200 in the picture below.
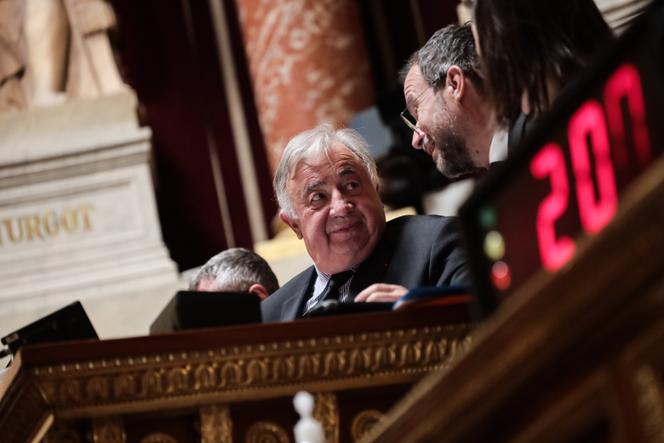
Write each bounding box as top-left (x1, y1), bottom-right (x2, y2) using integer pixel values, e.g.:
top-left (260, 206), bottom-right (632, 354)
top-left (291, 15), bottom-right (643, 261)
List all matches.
top-left (530, 63), bottom-right (650, 272)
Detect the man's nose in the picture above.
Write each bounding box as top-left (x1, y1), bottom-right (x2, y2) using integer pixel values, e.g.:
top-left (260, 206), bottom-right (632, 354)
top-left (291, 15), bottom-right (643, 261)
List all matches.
top-left (330, 190), bottom-right (353, 215)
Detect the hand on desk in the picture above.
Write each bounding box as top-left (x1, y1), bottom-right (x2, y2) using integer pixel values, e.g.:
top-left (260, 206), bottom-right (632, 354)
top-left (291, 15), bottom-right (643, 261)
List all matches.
top-left (354, 283), bottom-right (408, 303)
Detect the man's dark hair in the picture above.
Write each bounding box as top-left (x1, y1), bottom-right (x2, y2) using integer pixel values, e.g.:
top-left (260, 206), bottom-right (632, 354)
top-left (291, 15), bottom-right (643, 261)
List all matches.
top-left (189, 248), bottom-right (279, 294)
top-left (473, 0), bottom-right (613, 126)
top-left (400, 24), bottom-right (483, 93)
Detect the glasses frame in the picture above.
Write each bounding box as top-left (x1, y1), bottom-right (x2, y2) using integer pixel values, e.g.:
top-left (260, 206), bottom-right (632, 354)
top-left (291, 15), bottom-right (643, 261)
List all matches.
top-left (399, 108), bottom-right (420, 134)
top-left (399, 84), bottom-right (435, 135)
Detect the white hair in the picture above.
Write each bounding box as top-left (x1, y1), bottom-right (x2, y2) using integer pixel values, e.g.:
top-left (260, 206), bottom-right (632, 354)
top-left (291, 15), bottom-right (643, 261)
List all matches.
top-left (273, 124), bottom-right (379, 218)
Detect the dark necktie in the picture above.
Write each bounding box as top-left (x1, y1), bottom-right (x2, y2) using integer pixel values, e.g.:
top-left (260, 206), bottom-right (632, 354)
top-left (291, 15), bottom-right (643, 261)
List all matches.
top-left (320, 270), bottom-right (354, 302)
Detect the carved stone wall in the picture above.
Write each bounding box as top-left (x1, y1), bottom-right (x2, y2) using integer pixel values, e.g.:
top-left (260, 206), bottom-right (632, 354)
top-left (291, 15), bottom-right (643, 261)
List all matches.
top-left (0, 92), bottom-right (178, 339)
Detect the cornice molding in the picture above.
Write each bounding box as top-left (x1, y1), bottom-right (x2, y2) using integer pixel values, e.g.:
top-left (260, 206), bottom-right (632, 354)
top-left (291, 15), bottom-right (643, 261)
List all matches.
top-left (26, 324), bottom-right (472, 418)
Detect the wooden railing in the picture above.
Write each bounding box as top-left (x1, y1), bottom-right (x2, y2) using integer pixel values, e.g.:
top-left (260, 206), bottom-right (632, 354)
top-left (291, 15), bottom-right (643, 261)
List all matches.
top-left (0, 302), bottom-right (473, 443)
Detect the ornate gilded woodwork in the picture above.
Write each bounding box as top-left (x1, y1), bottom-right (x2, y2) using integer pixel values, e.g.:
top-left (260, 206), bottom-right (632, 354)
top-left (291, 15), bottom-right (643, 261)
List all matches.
top-left (351, 410), bottom-right (383, 442)
top-left (29, 325), bottom-right (472, 417)
top-left (313, 392), bottom-right (339, 443)
top-left (90, 417), bottom-right (126, 443)
top-left (200, 404), bottom-right (233, 443)
top-left (245, 421), bottom-right (289, 443)
top-left (139, 433), bottom-right (178, 443)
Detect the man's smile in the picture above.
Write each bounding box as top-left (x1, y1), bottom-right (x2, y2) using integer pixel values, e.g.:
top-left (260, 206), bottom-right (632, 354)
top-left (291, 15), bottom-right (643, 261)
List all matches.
top-left (328, 220), bottom-right (362, 236)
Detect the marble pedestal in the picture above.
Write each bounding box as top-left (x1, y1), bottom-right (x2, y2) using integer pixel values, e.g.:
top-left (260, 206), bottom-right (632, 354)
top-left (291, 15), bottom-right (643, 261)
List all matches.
top-left (0, 93), bottom-right (179, 338)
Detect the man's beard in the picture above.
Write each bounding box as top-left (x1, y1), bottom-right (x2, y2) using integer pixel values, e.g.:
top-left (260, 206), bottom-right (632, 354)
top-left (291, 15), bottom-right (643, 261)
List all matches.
top-left (433, 130), bottom-right (484, 179)
top-left (427, 105), bottom-right (487, 179)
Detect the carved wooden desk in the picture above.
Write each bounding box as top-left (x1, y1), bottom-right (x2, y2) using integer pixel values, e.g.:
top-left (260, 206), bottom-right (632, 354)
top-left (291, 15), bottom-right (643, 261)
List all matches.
top-left (0, 303), bottom-right (473, 443)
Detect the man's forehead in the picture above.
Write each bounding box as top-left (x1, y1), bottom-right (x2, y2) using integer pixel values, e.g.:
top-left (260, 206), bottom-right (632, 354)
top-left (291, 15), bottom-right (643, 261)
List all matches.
top-left (404, 64), bottom-right (428, 100)
top-left (291, 146), bottom-right (364, 180)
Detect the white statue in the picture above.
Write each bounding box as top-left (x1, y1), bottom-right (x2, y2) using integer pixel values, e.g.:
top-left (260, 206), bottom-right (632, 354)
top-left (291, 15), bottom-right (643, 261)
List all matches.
top-left (0, 0), bottom-right (125, 112)
top-left (293, 391), bottom-right (326, 443)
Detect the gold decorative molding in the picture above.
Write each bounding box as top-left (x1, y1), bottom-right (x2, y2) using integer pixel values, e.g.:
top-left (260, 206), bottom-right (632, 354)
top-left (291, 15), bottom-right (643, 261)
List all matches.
top-left (313, 392), bottom-right (339, 443)
top-left (351, 409), bottom-right (384, 442)
top-left (200, 404), bottom-right (233, 443)
top-left (633, 365), bottom-right (664, 442)
top-left (30, 325), bottom-right (472, 416)
top-left (139, 433), bottom-right (178, 443)
top-left (245, 421), bottom-right (290, 443)
top-left (91, 417), bottom-right (126, 443)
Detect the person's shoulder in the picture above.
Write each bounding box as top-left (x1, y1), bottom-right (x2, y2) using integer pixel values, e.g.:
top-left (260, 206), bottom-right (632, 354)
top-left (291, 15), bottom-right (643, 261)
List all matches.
top-left (261, 266), bottom-right (316, 322)
top-left (386, 214), bottom-right (455, 230)
top-left (262, 266), bottom-right (315, 305)
top-left (381, 215), bottom-right (458, 247)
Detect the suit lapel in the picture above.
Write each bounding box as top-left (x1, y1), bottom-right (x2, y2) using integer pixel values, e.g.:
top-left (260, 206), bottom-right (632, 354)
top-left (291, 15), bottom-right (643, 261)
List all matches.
top-left (349, 225), bottom-right (396, 298)
top-left (280, 268), bottom-right (317, 320)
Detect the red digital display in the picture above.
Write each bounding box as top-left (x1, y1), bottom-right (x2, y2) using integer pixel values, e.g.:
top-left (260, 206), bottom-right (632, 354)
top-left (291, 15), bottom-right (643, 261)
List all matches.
top-left (459, 10), bottom-right (664, 313)
top-left (490, 61), bottom-right (662, 295)
top-left (530, 64), bottom-right (648, 272)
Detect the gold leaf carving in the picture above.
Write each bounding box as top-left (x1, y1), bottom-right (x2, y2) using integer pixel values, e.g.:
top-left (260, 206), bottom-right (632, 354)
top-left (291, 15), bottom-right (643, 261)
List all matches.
top-left (166, 367), bottom-right (190, 393)
top-left (298, 354), bottom-right (320, 378)
top-left (220, 362), bottom-right (242, 387)
top-left (246, 359), bottom-right (268, 384)
top-left (139, 433), bottom-right (178, 443)
top-left (200, 404), bottom-right (232, 443)
top-left (323, 351), bottom-right (343, 376)
top-left (346, 349), bottom-right (362, 374)
top-left (245, 421), bottom-right (289, 443)
top-left (313, 392), bottom-right (339, 443)
top-left (194, 364), bottom-right (217, 390)
top-left (351, 410), bottom-right (384, 442)
top-left (91, 417), bottom-right (126, 443)
top-left (141, 370), bottom-right (163, 396)
top-left (113, 374), bottom-right (135, 398)
top-left (270, 358), bottom-right (289, 381)
top-left (30, 324), bottom-right (473, 410)
top-left (86, 377), bottom-right (109, 401)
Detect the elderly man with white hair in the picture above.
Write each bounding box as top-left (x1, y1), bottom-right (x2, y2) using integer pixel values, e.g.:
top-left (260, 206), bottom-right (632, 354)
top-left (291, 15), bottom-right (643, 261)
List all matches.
top-left (261, 124), bottom-right (471, 322)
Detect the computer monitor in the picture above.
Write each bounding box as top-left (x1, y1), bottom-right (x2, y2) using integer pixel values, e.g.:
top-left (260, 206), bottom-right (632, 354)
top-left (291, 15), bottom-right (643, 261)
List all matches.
top-left (150, 291), bottom-right (262, 334)
top-left (1, 301), bottom-right (98, 356)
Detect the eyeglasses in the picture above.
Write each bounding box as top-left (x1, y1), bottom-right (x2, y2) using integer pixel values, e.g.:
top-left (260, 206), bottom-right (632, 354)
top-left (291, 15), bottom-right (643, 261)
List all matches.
top-left (399, 86), bottom-right (433, 135)
top-left (399, 108), bottom-right (421, 134)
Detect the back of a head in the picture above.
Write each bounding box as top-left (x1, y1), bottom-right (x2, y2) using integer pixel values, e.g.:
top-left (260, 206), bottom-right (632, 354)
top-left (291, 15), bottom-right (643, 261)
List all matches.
top-left (474, 0), bottom-right (614, 126)
top-left (190, 248), bottom-right (279, 294)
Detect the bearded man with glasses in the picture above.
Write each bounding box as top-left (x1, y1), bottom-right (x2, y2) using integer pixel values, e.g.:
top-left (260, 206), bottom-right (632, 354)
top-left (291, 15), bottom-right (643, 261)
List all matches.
top-left (400, 24), bottom-right (505, 180)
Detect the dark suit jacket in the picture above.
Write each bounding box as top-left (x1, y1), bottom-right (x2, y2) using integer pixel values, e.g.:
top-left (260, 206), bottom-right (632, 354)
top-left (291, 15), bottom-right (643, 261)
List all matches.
top-left (261, 215), bottom-right (471, 322)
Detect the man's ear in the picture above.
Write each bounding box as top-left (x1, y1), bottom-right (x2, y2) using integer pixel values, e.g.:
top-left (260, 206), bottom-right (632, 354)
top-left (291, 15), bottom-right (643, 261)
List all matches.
top-left (248, 283), bottom-right (269, 300)
top-left (445, 65), bottom-right (465, 102)
top-left (279, 211), bottom-right (302, 239)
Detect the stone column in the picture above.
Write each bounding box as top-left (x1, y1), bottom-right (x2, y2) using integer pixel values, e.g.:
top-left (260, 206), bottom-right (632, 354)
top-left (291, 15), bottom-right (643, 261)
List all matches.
top-left (236, 0), bottom-right (375, 171)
